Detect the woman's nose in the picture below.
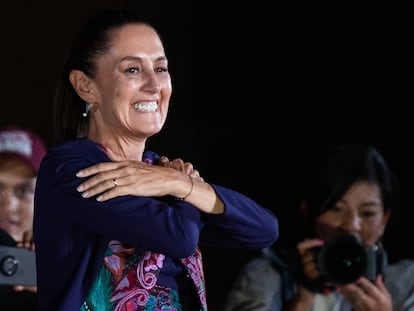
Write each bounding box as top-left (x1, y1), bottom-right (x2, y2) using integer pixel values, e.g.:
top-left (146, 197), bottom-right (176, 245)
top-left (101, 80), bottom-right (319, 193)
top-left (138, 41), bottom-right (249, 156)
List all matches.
top-left (142, 71), bottom-right (161, 93)
top-left (342, 210), bottom-right (362, 233)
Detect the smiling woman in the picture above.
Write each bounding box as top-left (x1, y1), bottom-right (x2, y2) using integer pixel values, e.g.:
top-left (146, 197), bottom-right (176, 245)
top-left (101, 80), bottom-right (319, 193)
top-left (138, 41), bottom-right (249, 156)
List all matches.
top-left (33, 9), bottom-right (279, 311)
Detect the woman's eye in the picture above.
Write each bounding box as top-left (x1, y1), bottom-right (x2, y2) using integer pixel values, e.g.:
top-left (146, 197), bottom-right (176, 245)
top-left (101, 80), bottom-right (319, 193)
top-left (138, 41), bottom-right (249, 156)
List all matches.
top-left (155, 67), bottom-right (168, 73)
top-left (127, 67), bottom-right (140, 74)
top-left (332, 205), bottom-right (344, 212)
top-left (361, 210), bottom-right (377, 218)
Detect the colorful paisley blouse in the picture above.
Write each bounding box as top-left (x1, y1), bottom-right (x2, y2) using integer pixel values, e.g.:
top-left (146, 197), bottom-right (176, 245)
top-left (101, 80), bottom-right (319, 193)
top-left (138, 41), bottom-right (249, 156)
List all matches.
top-left (81, 241), bottom-right (207, 311)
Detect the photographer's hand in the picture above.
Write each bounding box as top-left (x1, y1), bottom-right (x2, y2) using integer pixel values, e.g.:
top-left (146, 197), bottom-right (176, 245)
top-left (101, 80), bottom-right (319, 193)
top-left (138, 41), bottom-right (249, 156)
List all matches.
top-left (338, 275), bottom-right (391, 311)
top-left (297, 238), bottom-right (325, 281)
top-left (16, 230), bottom-right (35, 251)
top-left (284, 239), bottom-right (325, 311)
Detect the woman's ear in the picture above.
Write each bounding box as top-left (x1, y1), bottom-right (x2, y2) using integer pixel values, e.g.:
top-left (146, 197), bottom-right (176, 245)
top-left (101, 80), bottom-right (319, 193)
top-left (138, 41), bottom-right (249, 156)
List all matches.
top-left (69, 70), bottom-right (95, 102)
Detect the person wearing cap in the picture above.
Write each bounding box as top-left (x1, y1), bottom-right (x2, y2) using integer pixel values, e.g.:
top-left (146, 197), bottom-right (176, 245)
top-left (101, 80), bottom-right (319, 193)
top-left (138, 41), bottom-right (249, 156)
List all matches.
top-left (0, 124), bottom-right (47, 310)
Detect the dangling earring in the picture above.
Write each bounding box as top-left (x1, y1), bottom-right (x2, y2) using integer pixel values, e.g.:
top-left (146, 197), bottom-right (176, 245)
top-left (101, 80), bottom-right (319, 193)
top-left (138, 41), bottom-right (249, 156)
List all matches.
top-left (82, 102), bottom-right (92, 117)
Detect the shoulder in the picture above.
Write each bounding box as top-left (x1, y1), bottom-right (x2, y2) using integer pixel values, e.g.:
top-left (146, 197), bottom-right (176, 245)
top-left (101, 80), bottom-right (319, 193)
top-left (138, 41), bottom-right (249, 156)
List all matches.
top-left (42, 138), bottom-right (106, 167)
top-left (384, 258), bottom-right (414, 309)
top-left (38, 138), bottom-right (107, 182)
top-left (386, 258), bottom-right (414, 276)
top-left (48, 138), bottom-right (101, 158)
top-left (225, 248), bottom-right (294, 310)
top-left (243, 255), bottom-right (276, 275)
top-left (238, 248), bottom-right (288, 283)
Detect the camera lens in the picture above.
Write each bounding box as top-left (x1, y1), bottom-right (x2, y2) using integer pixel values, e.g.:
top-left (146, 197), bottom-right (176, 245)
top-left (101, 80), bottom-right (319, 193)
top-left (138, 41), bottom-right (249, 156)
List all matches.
top-left (318, 235), bottom-right (367, 284)
top-left (0, 255), bottom-right (18, 276)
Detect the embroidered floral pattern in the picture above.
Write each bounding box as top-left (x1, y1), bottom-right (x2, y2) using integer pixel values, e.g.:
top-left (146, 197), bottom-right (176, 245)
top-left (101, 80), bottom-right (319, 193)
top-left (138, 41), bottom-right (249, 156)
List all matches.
top-left (104, 241), bottom-right (165, 310)
top-left (83, 242), bottom-right (207, 311)
top-left (144, 286), bottom-right (181, 311)
top-left (180, 249), bottom-right (207, 310)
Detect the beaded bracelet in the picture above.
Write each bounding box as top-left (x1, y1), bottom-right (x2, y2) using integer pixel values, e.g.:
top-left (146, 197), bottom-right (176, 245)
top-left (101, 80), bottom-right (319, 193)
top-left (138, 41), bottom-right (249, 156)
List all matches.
top-left (179, 175), bottom-right (193, 200)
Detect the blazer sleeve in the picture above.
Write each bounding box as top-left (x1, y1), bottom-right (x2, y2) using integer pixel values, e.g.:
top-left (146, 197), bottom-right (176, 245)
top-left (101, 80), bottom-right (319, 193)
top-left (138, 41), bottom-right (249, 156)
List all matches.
top-left (35, 145), bottom-right (203, 258)
top-left (199, 184), bottom-right (279, 250)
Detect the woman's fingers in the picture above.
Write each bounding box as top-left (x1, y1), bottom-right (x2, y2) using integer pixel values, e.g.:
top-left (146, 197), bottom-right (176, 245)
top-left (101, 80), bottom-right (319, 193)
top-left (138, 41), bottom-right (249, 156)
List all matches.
top-left (76, 161), bottom-right (124, 178)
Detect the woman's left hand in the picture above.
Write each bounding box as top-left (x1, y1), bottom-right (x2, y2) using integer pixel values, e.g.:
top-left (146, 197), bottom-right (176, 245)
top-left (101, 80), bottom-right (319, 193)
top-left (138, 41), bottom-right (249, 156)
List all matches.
top-left (338, 275), bottom-right (392, 311)
top-left (76, 152), bottom-right (223, 214)
top-left (76, 159), bottom-right (187, 200)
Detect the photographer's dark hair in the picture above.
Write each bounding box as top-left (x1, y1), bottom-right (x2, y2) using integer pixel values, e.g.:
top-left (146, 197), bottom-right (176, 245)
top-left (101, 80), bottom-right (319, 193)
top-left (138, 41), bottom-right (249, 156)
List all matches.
top-left (301, 143), bottom-right (400, 237)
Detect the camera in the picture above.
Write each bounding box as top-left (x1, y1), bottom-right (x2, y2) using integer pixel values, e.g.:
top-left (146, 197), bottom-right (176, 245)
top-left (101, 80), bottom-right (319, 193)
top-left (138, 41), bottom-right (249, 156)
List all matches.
top-left (0, 246), bottom-right (37, 286)
top-left (316, 235), bottom-right (387, 284)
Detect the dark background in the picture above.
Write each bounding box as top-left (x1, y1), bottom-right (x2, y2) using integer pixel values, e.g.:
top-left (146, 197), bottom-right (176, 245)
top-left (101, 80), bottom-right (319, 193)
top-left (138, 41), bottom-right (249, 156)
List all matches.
top-left (1, 1), bottom-right (413, 310)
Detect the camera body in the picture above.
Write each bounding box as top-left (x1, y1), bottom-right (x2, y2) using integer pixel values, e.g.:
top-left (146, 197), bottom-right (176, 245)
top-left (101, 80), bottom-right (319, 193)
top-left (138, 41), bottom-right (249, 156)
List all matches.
top-left (0, 246), bottom-right (37, 286)
top-left (316, 235), bottom-right (387, 285)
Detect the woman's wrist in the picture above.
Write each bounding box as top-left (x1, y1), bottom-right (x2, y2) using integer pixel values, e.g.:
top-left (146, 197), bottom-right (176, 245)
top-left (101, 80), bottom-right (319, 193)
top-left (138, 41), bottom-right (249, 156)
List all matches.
top-left (178, 175), bottom-right (193, 200)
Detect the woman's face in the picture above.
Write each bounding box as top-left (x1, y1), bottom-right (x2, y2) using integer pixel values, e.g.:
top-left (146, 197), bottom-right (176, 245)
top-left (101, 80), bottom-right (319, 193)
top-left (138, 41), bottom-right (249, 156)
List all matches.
top-left (315, 181), bottom-right (390, 246)
top-left (0, 159), bottom-right (36, 242)
top-left (89, 23), bottom-right (172, 140)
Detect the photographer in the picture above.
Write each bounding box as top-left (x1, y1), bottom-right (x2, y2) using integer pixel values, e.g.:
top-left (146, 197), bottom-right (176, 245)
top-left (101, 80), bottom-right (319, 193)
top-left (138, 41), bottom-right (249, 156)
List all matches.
top-left (0, 125), bottom-right (47, 310)
top-left (224, 144), bottom-right (414, 311)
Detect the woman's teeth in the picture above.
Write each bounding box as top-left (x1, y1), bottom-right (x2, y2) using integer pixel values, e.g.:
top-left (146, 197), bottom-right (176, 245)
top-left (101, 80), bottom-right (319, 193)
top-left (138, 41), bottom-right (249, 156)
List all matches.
top-left (134, 102), bottom-right (157, 112)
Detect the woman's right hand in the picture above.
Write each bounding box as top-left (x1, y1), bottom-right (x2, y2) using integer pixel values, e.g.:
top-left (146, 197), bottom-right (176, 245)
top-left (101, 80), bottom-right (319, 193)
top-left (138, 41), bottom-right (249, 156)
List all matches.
top-left (297, 238), bottom-right (325, 281)
top-left (285, 238), bottom-right (325, 310)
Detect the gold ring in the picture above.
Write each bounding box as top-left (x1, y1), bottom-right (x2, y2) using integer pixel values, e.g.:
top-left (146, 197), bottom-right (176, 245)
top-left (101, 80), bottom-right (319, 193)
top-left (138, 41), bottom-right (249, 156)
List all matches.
top-left (112, 179), bottom-right (118, 187)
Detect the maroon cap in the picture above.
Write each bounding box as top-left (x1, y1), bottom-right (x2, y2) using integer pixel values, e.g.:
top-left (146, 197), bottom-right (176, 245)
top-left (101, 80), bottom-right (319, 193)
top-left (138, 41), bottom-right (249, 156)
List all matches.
top-left (0, 125), bottom-right (47, 173)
